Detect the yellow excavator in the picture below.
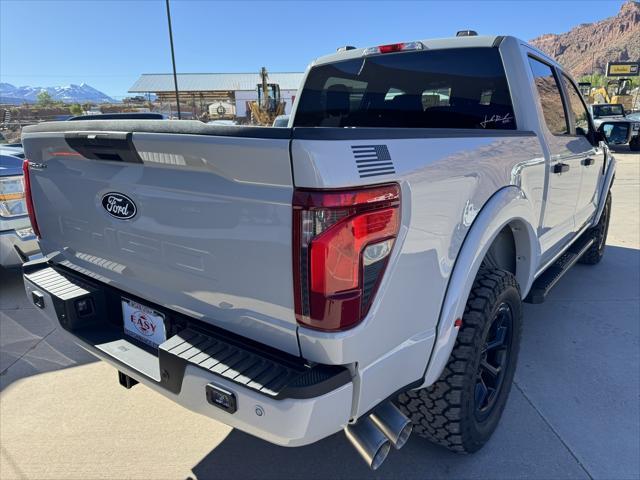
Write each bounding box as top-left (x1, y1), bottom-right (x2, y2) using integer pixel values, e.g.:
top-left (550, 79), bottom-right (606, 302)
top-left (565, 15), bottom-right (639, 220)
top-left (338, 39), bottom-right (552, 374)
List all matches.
top-left (248, 67), bottom-right (286, 125)
top-left (589, 78), bottom-right (634, 111)
top-left (607, 78), bottom-right (634, 111)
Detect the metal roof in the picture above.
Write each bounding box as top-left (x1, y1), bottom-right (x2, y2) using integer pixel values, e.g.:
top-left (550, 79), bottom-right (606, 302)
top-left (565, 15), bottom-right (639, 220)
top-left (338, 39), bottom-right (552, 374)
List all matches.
top-left (129, 72), bottom-right (305, 93)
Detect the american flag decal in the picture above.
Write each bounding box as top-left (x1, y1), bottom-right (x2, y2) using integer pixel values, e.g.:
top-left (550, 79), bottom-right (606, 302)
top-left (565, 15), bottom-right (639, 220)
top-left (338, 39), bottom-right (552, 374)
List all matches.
top-left (351, 145), bottom-right (395, 178)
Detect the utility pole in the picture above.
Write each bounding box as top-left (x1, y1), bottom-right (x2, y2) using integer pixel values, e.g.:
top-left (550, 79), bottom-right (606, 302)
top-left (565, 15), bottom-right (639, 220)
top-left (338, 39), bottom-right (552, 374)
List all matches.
top-left (165, 0), bottom-right (181, 119)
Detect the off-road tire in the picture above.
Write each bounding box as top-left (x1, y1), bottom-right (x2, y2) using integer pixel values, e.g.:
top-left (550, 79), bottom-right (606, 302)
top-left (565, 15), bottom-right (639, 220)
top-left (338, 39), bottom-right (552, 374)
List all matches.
top-left (579, 192), bottom-right (611, 265)
top-left (629, 137), bottom-right (640, 152)
top-left (396, 268), bottom-right (522, 453)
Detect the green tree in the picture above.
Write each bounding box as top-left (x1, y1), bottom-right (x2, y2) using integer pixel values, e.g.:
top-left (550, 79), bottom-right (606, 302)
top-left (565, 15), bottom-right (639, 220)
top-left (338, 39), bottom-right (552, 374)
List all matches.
top-left (69, 104), bottom-right (84, 116)
top-left (36, 91), bottom-right (54, 107)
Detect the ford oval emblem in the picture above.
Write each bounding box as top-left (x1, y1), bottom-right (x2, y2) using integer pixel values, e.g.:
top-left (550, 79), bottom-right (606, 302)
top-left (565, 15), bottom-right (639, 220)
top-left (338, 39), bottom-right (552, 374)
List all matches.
top-left (101, 192), bottom-right (137, 219)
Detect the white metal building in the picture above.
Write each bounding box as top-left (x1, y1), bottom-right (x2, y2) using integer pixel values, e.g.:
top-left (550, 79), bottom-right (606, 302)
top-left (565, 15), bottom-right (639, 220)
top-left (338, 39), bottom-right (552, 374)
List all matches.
top-left (128, 72), bottom-right (304, 119)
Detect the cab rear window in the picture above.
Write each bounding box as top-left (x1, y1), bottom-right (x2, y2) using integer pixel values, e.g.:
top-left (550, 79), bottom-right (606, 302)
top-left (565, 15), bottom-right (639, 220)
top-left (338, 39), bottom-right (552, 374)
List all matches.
top-left (294, 47), bottom-right (516, 130)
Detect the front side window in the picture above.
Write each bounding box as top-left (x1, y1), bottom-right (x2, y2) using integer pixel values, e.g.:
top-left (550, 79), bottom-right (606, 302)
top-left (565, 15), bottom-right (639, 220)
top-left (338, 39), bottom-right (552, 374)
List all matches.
top-left (528, 57), bottom-right (567, 135)
top-left (561, 75), bottom-right (590, 135)
top-left (294, 48), bottom-right (516, 129)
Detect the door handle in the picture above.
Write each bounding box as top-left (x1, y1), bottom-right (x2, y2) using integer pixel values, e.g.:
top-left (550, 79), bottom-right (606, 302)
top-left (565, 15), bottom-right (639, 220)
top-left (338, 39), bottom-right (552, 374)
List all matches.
top-left (582, 157), bottom-right (595, 166)
top-left (553, 163), bottom-right (570, 174)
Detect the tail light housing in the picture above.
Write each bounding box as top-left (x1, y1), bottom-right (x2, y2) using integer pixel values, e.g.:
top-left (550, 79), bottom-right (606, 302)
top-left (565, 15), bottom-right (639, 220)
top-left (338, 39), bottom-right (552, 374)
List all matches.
top-left (293, 184), bottom-right (401, 331)
top-left (22, 160), bottom-right (41, 238)
top-left (363, 41), bottom-right (424, 56)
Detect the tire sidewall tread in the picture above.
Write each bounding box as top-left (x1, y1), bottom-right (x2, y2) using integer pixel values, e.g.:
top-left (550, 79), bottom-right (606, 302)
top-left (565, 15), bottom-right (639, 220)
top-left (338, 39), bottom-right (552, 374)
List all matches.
top-left (397, 268), bottom-right (522, 454)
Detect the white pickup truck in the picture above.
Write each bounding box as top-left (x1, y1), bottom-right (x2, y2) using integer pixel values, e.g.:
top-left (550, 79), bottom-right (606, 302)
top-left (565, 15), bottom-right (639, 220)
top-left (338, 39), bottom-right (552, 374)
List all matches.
top-left (21, 34), bottom-right (615, 470)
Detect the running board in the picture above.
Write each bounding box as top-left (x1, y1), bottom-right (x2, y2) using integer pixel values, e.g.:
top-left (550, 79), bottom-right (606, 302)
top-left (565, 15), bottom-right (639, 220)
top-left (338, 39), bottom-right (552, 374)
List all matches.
top-left (525, 235), bottom-right (594, 304)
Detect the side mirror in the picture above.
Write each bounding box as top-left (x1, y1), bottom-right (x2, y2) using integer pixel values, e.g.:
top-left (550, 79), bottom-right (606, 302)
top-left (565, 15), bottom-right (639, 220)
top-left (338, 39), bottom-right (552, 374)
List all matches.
top-left (593, 130), bottom-right (607, 144)
top-left (598, 122), bottom-right (631, 145)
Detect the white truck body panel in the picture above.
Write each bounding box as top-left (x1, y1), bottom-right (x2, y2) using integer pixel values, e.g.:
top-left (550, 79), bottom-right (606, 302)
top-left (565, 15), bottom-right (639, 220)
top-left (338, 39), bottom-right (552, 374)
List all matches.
top-left (20, 34), bottom-right (614, 449)
top-left (23, 130), bottom-right (299, 355)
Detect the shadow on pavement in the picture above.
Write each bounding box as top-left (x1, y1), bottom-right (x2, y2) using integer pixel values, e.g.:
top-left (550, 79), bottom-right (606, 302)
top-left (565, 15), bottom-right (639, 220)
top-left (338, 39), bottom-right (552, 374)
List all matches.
top-left (0, 267), bottom-right (96, 393)
top-left (516, 244), bottom-right (639, 480)
top-left (189, 381), bottom-right (589, 480)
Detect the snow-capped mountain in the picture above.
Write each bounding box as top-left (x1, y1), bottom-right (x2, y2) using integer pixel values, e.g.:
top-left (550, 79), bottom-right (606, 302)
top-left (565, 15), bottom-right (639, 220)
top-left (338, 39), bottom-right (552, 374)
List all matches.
top-left (0, 82), bottom-right (117, 104)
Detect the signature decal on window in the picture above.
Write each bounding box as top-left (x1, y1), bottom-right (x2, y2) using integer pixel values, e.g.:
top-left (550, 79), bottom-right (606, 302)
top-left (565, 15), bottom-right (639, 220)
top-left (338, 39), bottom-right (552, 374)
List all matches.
top-left (480, 113), bottom-right (513, 128)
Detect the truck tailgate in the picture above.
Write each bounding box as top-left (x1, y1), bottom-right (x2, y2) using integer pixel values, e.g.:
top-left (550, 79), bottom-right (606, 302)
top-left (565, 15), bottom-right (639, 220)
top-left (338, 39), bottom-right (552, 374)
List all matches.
top-left (22, 123), bottom-right (299, 355)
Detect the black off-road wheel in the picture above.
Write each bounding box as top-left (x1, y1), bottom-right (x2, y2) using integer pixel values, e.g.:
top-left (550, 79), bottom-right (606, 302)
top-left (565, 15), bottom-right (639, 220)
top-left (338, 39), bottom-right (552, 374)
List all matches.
top-left (396, 268), bottom-right (522, 453)
top-left (579, 192), bottom-right (611, 265)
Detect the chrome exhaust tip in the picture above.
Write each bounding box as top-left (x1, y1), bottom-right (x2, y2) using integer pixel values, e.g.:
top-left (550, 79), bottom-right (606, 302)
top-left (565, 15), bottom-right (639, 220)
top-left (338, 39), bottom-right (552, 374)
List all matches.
top-left (344, 417), bottom-right (391, 470)
top-left (370, 402), bottom-right (413, 449)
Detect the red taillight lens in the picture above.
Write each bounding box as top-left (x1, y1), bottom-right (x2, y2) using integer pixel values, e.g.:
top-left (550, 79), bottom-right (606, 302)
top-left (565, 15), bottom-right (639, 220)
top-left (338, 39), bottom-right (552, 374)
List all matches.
top-left (22, 160), bottom-right (41, 238)
top-left (293, 184), bottom-right (400, 331)
top-left (379, 43), bottom-right (405, 54)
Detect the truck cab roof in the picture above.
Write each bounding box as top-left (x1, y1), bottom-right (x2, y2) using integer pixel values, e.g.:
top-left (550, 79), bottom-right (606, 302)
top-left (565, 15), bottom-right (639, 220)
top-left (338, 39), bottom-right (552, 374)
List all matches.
top-left (312, 35), bottom-right (555, 68)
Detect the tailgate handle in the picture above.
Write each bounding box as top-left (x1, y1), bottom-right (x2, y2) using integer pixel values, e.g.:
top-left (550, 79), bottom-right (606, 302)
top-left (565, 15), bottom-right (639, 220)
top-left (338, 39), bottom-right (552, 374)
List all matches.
top-left (65, 132), bottom-right (143, 163)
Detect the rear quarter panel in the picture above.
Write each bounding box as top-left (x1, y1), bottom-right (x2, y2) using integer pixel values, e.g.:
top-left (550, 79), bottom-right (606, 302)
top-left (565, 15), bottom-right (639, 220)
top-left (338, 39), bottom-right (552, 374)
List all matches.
top-left (292, 131), bottom-right (545, 415)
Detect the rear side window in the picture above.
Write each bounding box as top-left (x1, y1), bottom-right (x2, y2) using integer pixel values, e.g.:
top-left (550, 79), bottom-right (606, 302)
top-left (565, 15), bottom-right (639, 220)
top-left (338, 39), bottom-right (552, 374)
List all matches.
top-left (528, 57), bottom-right (567, 135)
top-left (561, 74), bottom-right (590, 135)
top-left (294, 48), bottom-right (516, 129)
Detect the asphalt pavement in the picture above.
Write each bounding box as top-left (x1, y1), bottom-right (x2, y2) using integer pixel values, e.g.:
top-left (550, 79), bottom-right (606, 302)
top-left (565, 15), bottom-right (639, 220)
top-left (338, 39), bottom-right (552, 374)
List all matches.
top-left (1, 150), bottom-right (638, 480)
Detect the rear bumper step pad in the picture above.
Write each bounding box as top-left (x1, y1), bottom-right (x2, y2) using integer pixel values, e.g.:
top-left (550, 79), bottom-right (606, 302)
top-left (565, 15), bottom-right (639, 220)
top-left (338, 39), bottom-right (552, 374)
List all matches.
top-left (159, 328), bottom-right (350, 399)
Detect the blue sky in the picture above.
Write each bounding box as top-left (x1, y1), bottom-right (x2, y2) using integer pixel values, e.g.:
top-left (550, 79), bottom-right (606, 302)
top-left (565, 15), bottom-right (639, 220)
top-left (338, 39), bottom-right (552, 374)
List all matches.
top-left (0, 0), bottom-right (627, 99)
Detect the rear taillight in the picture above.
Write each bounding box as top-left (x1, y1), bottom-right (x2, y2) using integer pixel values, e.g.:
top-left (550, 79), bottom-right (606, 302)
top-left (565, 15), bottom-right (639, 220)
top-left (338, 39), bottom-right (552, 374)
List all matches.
top-left (22, 160), bottom-right (41, 238)
top-left (293, 184), bottom-right (401, 331)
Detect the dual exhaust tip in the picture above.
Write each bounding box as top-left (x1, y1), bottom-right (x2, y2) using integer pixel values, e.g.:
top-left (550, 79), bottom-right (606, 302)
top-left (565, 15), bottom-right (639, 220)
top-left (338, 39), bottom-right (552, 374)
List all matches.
top-left (344, 402), bottom-right (412, 470)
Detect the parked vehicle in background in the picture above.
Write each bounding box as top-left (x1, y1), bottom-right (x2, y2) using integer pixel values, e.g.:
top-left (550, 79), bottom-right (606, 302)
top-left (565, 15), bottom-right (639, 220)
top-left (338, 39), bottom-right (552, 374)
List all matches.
top-left (590, 103), bottom-right (640, 150)
top-left (272, 115), bottom-right (290, 127)
top-left (0, 147), bottom-right (40, 267)
top-left (590, 102), bottom-right (625, 122)
top-left (21, 34), bottom-right (615, 470)
top-left (626, 111), bottom-right (640, 122)
top-left (0, 144), bottom-right (25, 159)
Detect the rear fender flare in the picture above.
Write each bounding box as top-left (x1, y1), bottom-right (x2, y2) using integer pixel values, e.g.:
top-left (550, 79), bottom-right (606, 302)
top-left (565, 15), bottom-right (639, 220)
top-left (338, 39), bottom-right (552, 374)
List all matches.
top-left (419, 186), bottom-right (539, 388)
